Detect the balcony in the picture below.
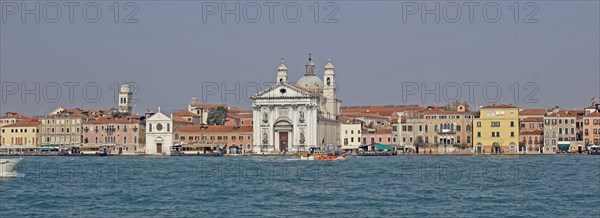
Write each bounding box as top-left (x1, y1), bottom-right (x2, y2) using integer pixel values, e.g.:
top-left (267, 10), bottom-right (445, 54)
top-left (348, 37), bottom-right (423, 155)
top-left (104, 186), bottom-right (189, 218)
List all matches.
top-left (438, 129), bottom-right (456, 134)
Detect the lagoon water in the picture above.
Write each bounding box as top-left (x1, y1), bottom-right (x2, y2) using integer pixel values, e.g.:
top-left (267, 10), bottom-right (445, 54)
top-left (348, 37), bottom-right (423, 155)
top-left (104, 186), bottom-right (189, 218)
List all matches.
top-left (1, 156), bottom-right (599, 217)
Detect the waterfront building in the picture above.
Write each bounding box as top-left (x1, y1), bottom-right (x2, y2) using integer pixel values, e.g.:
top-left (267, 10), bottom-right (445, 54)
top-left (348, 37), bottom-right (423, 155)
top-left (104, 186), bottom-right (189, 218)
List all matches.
top-left (473, 104), bottom-right (520, 154)
top-left (583, 111), bottom-right (600, 147)
top-left (398, 105), bottom-right (473, 154)
top-left (172, 109), bottom-right (202, 125)
top-left (362, 127), bottom-right (392, 148)
top-left (187, 98), bottom-right (229, 125)
top-left (518, 108), bottom-right (547, 153)
top-left (0, 119), bottom-right (40, 146)
top-left (40, 108), bottom-right (101, 149)
top-left (82, 115), bottom-right (146, 155)
top-left (543, 110), bottom-right (583, 153)
top-left (225, 110), bottom-right (253, 127)
top-left (251, 56), bottom-right (341, 154)
top-left (174, 125), bottom-right (253, 154)
top-left (145, 108), bottom-right (174, 155)
top-left (339, 116), bottom-right (362, 152)
top-left (0, 112), bottom-right (32, 146)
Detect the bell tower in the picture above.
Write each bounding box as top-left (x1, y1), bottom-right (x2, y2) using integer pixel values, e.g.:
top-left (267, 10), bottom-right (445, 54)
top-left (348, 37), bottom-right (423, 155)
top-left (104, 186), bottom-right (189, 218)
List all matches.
top-left (323, 58), bottom-right (339, 119)
top-left (118, 84), bottom-right (133, 114)
top-left (276, 58), bottom-right (288, 83)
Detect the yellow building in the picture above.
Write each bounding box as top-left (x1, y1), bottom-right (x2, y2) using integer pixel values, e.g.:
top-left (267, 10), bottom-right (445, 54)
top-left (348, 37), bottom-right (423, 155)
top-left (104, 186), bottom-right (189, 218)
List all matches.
top-left (473, 104), bottom-right (520, 154)
top-left (0, 120), bottom-right (41, 146)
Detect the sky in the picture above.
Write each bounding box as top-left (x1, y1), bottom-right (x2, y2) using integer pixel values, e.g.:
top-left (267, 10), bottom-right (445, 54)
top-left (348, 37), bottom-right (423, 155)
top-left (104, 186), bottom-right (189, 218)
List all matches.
top-left (1, 1), bottom-right (599, 116)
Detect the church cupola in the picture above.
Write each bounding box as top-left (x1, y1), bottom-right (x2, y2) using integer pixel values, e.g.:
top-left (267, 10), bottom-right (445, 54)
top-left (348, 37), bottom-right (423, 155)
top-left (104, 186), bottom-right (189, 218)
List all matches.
top-left (305, 54), bottom-right (315, 75)
top-left (296, 54), bottom-right (324, 93)
top-left (276, 58), bottom-right (288, 83)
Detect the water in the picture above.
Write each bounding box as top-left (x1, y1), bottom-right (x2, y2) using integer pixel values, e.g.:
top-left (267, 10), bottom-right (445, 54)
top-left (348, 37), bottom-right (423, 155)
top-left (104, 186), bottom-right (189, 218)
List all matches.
top-left (1, 156), bottom-right (599, 217)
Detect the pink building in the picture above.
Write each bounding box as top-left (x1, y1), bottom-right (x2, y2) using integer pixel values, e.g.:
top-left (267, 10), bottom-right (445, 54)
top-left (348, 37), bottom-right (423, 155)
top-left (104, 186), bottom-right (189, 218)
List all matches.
top-left (362, 127), bottom-right (393, 146)
top-left (82, 115), bottom-right (146, 155)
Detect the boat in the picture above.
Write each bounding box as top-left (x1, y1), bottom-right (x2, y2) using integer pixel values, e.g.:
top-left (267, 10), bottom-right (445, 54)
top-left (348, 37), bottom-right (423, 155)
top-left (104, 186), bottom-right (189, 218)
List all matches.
top-left (0, 158), bottom-right (23, 176)
top-left (314, 154), bottom-right (347, 161)
top-left (589, 145), bottom-right (600, 155)
top-left (297, 147), bottom-right (347, 161)
top-left (79, 145), bottom-right (110, 156)
top-left (170, 144), bottom-right (224, 156)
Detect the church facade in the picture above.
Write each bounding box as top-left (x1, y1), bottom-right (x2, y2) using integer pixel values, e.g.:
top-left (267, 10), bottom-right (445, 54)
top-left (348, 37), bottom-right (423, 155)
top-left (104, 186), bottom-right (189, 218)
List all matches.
top-left (251, 56), bottom-right (341, 154)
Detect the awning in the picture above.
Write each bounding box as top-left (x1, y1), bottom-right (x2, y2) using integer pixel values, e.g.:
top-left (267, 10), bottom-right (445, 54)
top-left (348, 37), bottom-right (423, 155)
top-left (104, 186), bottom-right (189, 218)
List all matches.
top-left (375, 144), bottom-right (393, 151)
top-left (558, 143), bottom-right (570, 151)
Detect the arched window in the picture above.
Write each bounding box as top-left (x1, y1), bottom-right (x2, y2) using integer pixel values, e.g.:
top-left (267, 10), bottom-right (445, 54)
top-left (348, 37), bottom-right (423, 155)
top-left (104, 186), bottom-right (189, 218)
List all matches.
top-left (134, 136), bottom-right (137, 143)
top-left (124, 136), bottom-right (127, 144)
top-left (327, 77), bottom-right (331, 86)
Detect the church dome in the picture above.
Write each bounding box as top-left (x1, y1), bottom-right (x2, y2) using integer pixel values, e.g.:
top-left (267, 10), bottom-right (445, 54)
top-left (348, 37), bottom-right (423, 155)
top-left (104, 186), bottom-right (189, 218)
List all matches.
top-left (296, 75), bottom-right (323, 93)
top-left (296, 54), bottom-right (323, 93)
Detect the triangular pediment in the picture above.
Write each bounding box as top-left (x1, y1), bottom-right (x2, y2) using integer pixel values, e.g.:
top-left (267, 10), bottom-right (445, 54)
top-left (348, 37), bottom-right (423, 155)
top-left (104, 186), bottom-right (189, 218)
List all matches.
top-left (251, 82), bottom-right (317, 99)
top-left (147, 111), bottom-right (171, 121)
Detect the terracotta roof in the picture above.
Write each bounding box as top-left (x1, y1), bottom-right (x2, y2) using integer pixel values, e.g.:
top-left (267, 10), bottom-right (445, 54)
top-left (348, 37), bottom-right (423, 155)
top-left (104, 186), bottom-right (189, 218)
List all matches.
top-left (520, 117), bottom-right (544, 122)
top-left (585, 111), bottom-right (600, 117)
top-left (519, 109), bottom-right (547, 116)
top-left (362, 128), bottom-right (392, 134)
top-left (340, 105), bottom-right (428, 116)
top-left (480, 104), bottom-right (518, 109)
top-left (86, 116), bottom-right (142, 124)
top-left (172, 116), bottom-right (192, 123)
top-left (341, 113), bottom-right (388, 119)
top-left (172, 110), bottom-right (200, 117)
top-left (188, 103), bottom-right (227, 109)
top-left (0, 112), bottom-right (31, 120)
top-left (546, 110), bottom-right (578, 118)
top-left (2, 120), bottom-right (40, 127)
top-left (420, 110), bottom-right (472, 115)
top-left (175, 125), bottom-right (252, 133)
top-left (227, 112), bottom-right (253, 119)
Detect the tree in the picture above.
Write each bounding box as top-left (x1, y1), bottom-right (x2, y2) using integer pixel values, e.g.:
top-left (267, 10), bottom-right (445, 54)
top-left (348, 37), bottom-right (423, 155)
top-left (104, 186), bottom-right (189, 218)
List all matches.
top-left (414, 136), bottom-right (425, 154)
top-left (207, 106), bottom-right (228, 125)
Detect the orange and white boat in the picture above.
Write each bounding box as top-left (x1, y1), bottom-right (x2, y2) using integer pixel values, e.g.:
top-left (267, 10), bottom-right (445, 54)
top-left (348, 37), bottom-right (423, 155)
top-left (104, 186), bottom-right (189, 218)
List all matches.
top-left (314, 154), bottom-right (347, 161)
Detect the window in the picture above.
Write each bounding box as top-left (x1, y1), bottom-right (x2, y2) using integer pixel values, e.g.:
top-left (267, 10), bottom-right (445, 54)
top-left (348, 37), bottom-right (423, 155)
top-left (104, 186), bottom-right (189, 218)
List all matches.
top-left (510, 121), bottom-right (514, 127)
top-left (477, 122), bottom-right (481, 127)
top-left (511, 132), bottom-right (515, 137)
top-left (467, 136), bottom-right (471, 144)
top-left (477, 132), bottom-right (481, 137)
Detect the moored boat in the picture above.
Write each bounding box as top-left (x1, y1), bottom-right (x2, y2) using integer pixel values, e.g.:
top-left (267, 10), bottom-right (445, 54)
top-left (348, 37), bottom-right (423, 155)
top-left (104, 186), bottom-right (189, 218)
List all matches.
top-left (170, 144), bottom-right (224, 156)
top-left (0, 158), bottom-right (23, 176)
top-left (79, 145), bottom-right (110, 156)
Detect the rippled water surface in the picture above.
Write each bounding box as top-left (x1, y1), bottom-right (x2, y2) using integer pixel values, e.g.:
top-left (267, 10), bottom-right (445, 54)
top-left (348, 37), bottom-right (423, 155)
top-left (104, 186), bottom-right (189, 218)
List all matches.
top-left (1, 156), bottom-right (599, 217)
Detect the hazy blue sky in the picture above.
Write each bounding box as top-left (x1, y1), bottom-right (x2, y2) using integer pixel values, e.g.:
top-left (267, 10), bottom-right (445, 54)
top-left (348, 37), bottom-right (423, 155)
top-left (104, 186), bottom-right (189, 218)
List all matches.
top-left (1, 1), bottom-right (599, 116)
